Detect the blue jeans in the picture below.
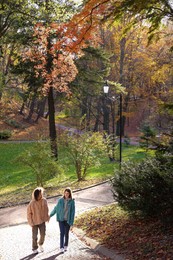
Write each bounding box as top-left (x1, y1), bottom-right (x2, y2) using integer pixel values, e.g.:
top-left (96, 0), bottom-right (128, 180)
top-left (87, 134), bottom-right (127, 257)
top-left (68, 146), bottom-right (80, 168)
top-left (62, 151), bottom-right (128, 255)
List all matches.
top-left (59, 221), bottom-right (70, 249)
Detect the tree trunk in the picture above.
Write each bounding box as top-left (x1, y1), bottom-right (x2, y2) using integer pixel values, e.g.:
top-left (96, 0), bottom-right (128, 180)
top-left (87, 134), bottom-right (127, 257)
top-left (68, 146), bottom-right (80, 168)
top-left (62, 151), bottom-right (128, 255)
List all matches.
top-left (39, 97), bottom-right (47, 117)
top-left (0, 74), bottom-right (5, 100)
top-left (93, 99), bottom-right (102, 132)
top-left (76, 160), bottom-right (82, 181)
top-left (26, 94), bottom-right (36, 122)
top-left (86, 98), bottom-right (91, 131)
top-left (44, 111), bottom-right (49, 119)
top-left (116, 37), bottom-right (126, 136)
top-left (102, 95), bottom-right (110, 134)
top-left (19, 102), bottom-right (25, 115)
top-left (35, 97), bottom-right (47, 123)
top-left (48, 86), bottom-right (58, 159)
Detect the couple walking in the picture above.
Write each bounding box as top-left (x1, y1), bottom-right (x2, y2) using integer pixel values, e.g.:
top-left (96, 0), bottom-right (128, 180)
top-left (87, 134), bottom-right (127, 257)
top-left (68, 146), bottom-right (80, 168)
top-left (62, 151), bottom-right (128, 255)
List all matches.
top-left (27, 187), bottom-right (75, 254)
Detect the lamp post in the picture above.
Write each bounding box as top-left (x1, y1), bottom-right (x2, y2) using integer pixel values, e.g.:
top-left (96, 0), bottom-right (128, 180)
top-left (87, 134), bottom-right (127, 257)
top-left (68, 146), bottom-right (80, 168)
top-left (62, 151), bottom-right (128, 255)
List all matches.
top-left (119, 93), bottom-right (122, 167)
top-left (103, 80), bottom-right (109, 94)
top-left (103, 80), bottom-right (110, 134)
top-left (103, 81), bottom-right (122, 169)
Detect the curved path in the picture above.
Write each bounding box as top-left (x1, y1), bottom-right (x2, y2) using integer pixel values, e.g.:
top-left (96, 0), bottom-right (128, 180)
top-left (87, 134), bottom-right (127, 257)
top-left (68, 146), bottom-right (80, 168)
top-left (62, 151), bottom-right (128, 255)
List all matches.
top-left (0, 182), bottom-right (125, 260)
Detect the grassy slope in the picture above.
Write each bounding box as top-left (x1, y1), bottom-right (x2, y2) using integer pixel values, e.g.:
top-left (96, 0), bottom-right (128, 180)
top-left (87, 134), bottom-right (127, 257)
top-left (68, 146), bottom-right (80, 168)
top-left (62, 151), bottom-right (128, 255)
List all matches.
top-left (0, 142), bottom-right (149, 207)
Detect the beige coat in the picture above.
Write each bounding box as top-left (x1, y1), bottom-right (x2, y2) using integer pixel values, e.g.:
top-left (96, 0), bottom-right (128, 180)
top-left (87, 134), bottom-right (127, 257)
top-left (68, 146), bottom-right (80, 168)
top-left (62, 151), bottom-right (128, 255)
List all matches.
top-left (27, 197), bottom-right (49, 226)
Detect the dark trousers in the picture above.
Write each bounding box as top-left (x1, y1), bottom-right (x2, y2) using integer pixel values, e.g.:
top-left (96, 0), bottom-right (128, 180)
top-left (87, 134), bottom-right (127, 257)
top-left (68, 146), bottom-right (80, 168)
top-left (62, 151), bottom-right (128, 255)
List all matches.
top-left (32, 222), bottom-right (46, 250)
top-left (59, 221), bottom-right (70, 249)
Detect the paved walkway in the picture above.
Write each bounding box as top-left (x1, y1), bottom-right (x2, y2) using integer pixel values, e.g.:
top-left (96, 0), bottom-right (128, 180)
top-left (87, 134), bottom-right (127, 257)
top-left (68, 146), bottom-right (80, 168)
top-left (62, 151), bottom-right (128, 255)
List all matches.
top-left (0, 182), bottom-right (125, 260)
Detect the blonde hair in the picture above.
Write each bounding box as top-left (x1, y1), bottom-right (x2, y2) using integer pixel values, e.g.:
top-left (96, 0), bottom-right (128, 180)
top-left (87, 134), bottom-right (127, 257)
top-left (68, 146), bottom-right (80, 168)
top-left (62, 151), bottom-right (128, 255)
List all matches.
top-left (32, 187), bottom-right (44, 201)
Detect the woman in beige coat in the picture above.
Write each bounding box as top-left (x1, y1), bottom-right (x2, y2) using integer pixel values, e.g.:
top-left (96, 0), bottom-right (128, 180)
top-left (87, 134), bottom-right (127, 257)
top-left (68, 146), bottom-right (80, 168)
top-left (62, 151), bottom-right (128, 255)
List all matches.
top-left (27, 187), bottom-right (49, 254)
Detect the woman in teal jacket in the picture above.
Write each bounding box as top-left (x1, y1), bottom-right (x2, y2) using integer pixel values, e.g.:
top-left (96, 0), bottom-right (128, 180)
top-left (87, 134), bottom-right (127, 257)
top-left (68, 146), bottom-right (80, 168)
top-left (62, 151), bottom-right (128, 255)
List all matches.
top-left (50, 188), bottom-right (75, 253)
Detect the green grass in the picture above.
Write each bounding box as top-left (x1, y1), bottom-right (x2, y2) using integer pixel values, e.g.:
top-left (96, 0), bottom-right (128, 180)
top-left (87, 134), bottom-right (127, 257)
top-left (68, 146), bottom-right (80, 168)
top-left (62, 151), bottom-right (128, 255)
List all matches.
top-left (0, 142), bottom-right (152, 207)
top-left (0, 143), bottom-right (34, 191)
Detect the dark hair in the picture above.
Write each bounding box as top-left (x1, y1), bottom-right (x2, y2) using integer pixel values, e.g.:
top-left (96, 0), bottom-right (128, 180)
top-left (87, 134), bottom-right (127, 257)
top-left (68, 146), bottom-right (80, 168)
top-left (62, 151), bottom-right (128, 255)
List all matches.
top-left (63, 188), bottom-right (72, 199)
top-left (34, 187), bottom-right (43, 201)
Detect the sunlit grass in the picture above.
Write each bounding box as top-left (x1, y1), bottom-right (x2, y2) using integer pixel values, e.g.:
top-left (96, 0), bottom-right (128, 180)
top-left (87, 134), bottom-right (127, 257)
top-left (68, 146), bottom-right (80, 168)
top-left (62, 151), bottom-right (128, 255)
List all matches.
top-left (0, 142), bottom-right (152, 207)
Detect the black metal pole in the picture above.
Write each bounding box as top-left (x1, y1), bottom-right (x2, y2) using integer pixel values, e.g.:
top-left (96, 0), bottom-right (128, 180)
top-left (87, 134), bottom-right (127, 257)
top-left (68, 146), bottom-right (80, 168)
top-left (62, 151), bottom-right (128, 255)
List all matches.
top-left (119, 93), bottom-right (122, 169)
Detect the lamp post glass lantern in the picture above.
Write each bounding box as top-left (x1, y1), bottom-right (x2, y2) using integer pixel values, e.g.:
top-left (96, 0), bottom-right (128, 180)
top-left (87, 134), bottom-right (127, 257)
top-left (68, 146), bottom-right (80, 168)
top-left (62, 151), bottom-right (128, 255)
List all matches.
top-left (103, 82), bottom-right (109, 94)
top-left (103, 81), bottom-right (122, 168)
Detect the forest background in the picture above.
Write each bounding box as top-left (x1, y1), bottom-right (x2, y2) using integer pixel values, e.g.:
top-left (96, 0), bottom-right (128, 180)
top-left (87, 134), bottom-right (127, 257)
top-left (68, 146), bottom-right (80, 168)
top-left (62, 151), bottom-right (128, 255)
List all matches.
top-left (0, 0), bottom-right (172, 145)
top-left (0, 1), bottom-right (173, 259)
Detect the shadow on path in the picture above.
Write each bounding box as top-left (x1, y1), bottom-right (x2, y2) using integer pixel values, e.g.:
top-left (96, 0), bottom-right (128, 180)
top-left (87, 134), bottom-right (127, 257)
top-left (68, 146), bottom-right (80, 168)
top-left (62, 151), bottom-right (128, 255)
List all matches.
top-left (20, 252), bottom-right (38, 260)
top-left (42, 252), bottom-right (63, 259)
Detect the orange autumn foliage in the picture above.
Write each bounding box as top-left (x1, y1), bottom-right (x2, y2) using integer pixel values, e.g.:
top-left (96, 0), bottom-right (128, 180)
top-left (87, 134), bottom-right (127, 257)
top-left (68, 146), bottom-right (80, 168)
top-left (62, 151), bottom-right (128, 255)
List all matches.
top-left (23, 0), bottom-right (112, 95)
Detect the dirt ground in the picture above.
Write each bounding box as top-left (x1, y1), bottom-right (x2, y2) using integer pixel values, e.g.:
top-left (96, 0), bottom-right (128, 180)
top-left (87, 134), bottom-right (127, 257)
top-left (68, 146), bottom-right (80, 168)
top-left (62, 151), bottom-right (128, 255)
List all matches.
top-left (0, 100), bottom-right (49, 141)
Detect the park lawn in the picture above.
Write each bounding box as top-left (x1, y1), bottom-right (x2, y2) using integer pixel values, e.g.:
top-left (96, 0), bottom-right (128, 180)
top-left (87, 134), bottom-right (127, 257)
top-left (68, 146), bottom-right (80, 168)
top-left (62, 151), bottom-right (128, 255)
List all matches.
top-left (0, 142), bottom-right (152, 207)
top-left (75, 204), bottom-right (173, 260)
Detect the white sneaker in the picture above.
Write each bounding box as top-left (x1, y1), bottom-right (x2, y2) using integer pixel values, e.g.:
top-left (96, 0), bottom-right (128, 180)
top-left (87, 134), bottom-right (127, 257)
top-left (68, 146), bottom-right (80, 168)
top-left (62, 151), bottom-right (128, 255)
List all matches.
top-left (32, 249), bottom-right (38, 254)
top-left (60, 248), bottom-right (64, 253)
top-left (39, 245), bottom-right (44, 252)
top-left (64, 246), bottom-right (68, 251)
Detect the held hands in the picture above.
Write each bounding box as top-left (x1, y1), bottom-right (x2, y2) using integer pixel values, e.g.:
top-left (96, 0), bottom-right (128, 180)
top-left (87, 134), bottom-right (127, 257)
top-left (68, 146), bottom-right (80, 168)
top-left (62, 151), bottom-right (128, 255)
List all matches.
top-left (70, 225), bottom-right (73, 231)
top-left (47, 215), bottom-right (50, 222)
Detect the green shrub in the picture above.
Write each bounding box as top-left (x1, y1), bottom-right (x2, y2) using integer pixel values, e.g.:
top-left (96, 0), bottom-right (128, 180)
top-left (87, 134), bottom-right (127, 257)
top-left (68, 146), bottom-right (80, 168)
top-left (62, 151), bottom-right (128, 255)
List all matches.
top-left (0, 130), bottom-right (12, 139)
top-left (139, 123), bottom-right (156, 149)
top-left (104, 133), bottom-right (119, 162)
top-left (16, 140), bottom-right (64, 186)
top-left (112, 158), bottom-right (173, 220)
top-left (60, 131), bottom-right (106, 181)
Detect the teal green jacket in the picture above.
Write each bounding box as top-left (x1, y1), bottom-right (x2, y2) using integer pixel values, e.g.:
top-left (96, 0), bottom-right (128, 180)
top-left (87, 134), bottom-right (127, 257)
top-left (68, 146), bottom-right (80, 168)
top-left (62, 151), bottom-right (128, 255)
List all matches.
top-left (50, 197), bottom-right (75, 226)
